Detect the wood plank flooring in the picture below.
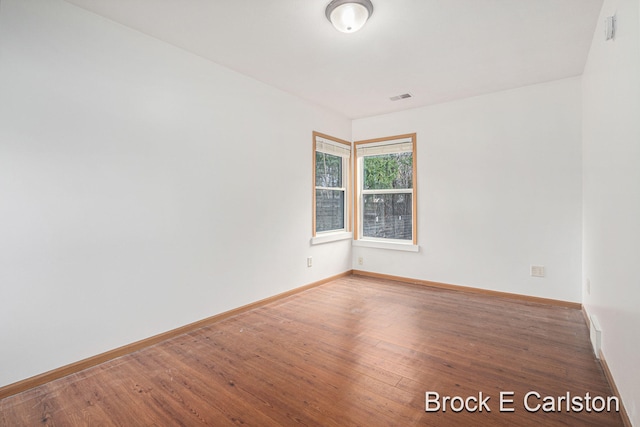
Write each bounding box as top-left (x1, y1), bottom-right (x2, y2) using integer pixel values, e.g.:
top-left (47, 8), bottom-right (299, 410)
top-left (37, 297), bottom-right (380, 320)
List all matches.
top-left (0, 275), bottom-right (623, 426)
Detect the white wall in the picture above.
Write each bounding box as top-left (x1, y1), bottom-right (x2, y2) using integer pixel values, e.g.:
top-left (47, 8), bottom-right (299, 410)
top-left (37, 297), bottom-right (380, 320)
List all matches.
top-left (3, 4), bottom-right (637, 422)
top-left (0, 0), bottom-right (351, 388)
top-left (582, 0), bottom-right (640, 424)
top-left (352, 78), bottom-right (583, 303)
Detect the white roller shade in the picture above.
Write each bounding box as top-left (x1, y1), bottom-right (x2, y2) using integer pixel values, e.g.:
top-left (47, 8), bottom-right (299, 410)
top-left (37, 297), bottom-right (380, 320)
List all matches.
top-left (316, 137), bottom-right (351, 158)
top-left (356, 138), bottom-right (413, 157)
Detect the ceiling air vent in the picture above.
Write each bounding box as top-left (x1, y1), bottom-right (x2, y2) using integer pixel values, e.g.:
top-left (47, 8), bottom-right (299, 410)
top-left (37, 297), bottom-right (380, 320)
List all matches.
top-left (390, 93), bottom-right (412, 101)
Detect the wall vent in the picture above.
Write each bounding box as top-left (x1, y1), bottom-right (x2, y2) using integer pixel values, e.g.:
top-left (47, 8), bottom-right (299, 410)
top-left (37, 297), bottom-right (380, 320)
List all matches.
top-left (390, 93), bottom-right (412, 101)
top-left (604, 15), bottom-right (617, 41)
top-left (590, 314), bottom-right (602, 359)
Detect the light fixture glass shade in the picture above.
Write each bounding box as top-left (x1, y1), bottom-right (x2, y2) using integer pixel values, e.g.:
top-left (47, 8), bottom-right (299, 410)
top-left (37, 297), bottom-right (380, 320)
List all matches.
top-left (326, 0), bottom-right (373, 33)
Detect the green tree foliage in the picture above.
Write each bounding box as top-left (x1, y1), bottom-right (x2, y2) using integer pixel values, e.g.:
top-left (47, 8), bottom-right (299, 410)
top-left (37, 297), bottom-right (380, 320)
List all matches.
top-left (364, 153), bottom-right (412, 189)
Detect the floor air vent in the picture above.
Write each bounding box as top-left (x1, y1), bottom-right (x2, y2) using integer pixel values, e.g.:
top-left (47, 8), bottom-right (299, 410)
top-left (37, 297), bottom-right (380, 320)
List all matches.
top-left (590, 314), bottom-right (602, 359)
top-left (390, 93), bottom-right (412, 101)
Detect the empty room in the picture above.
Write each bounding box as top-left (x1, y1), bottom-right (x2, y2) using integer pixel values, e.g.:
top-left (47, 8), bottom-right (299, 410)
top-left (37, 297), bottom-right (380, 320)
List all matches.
top-left (0, 0), bottom-right (638, 425)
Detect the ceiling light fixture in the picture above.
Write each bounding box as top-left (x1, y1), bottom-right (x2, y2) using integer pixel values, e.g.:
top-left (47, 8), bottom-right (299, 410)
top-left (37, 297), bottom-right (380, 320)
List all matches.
top-left (325, 0), bottom-right (374, 33)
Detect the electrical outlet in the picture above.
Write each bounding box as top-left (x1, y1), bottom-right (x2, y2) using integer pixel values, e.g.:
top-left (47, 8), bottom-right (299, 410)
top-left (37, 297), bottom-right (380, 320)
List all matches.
top-left (307, 257), bottom-right (312, 268)
top-left (531, 265), bottom-right (545, 278)
top-left (358, 257), bottom-right (364, 266)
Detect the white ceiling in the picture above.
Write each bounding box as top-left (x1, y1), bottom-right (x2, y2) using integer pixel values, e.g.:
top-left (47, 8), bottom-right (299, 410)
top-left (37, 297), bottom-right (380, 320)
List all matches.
top-left (65, 0), bottom-right (603, 119)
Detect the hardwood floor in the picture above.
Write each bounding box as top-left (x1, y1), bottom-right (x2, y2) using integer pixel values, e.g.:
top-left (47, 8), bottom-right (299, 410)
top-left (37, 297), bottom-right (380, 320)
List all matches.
top-left (0, 275), bottom-right (623, 426)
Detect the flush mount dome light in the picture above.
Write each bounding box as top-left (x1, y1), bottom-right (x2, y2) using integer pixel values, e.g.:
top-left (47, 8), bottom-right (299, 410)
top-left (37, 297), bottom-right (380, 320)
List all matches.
top-left (325, 0), bottom-right (373, 33)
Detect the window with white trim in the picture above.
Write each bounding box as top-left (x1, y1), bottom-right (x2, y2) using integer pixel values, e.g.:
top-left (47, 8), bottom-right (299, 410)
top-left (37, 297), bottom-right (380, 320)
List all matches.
top-left (355, 134), bottom-right (417, 244)
top-left (313, 132), bottom-right (351, 236)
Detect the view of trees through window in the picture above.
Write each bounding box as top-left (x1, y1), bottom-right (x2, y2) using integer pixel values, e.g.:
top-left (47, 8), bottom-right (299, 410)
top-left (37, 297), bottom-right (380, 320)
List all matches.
top-left (364, 153), bottom-right (412, 189)
top-left (315, 152), bottom-right (345, 232)
top-left (362, 152), bottom-right (413, 240)
top-left (313, 132), bottom-right (415, 242)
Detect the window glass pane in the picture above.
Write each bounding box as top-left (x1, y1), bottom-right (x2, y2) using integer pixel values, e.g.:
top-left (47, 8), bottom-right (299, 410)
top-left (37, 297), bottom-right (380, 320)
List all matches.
top-left (362, 193), bottom-right (412, 240)
top-left (316, 189), bottom-right (345, 232)
top-left (363, 153), bottom-right (412, 190)
top-left (316, 152), bottom-right (342, 188)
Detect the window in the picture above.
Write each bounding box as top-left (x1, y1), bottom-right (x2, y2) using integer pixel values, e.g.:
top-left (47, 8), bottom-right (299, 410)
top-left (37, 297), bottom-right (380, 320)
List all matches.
top-left (313, 132), bottom-right (351, 239)
top-left (355, 134), bottom-right (417, 245)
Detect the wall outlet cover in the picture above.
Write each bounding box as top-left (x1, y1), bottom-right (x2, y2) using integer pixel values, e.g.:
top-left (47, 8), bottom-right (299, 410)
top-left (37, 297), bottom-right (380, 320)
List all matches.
top-left (531, 265), bottom-right (545, 277)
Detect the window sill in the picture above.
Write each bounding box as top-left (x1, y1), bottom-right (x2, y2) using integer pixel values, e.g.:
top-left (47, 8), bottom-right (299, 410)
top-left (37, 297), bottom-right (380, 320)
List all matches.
top-left (352, 239), bottom-right (420, 252)
top-left (310, 231), bottom-right (353, 245)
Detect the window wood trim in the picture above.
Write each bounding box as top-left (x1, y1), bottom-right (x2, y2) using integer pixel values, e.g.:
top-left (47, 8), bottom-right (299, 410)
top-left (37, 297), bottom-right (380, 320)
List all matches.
top-left (312, 131), bottom-right (352, 237)
top-left (353, 133), bottom-right (417, 244)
